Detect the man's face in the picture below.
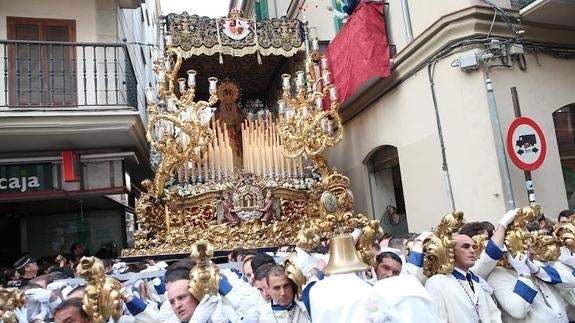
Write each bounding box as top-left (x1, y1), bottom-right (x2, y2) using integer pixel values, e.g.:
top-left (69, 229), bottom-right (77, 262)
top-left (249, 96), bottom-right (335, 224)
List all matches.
top-left (375, 258), bottom-right (402, 280)
top-left (167, 279), bottom-right (198, 321)
top-left (54, 307), bottom-right (90, 323)
top-left (243, 259), bottom-right (254, 285)
top-left (25, 261), bottom-right (38, 276)
top-left (267, 274), bottom-right (294, 307)
top-left (254, 278), bottom-right (272, 303)
top-left (73, 245), bottom-right (84, 256)
top-left (559, 216), bottom-right (571, 224)
top-left (454, 235), bottom-right (476, 270)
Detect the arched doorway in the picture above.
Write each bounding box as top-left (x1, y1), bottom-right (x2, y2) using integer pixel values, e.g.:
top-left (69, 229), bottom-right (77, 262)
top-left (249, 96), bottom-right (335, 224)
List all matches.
top-left (367, 145), bottom-right (408, 236)
top-left (553, 104), bottom-right (575, 210)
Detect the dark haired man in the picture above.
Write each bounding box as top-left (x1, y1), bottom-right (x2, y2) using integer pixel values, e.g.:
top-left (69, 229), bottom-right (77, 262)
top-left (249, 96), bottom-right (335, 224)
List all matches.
top-left (266, 264), bottom-right (309, 323)
top-left (14, 255), bottom-right (38, 286)
top-left (375, 251), bottom-right (402, 280)
top-left (54, 298), bottom-right (90, 323)
top-left (558, 209), bottom-right (573, 224)
top-left (163, 260), bottom-right (223, 323)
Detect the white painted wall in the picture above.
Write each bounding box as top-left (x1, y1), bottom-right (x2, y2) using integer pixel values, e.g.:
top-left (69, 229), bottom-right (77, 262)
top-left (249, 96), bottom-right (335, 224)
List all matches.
top-left (489, 52), bottom-right (575, 219)
top-left (328, 47), bottom-right (575, 233)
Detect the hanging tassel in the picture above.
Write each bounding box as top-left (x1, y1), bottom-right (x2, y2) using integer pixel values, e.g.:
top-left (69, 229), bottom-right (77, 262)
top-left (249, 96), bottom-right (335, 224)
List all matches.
top-left (219, 52), bottom-right (224, 64)
top-left (257, 52), bottom-right (262, 65)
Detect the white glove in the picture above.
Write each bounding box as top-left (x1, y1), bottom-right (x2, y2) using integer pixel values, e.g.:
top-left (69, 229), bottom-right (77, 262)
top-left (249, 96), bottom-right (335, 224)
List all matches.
top-left (499, 208), bottom-right (519, 228)
top-left (13, 307), bottom-right (28, 323)
top-left (25, 288), bottom-right (52, 302)
top-left (507, 253), bottom-right (531, 277)
top-left (416, 231), bottom-right (433, 242)
top-left (189, 294), bottom-right (219, 323)
top-left (560, 246), bottom-right (575, 268)
top-left (525, 258), bottom-right (540, 274)
top-left (47, 281), bottom-right (67, 292)
top-left (293, 247), bottom-right (319, 278)
top-left (351, 227), bottom-right (362, 243)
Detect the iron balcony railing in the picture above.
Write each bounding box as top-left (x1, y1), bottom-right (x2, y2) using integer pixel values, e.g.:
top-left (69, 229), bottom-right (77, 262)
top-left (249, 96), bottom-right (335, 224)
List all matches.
top-left (1, 40), bottom-right (137, 109)
top-left (511, 0), bottom-right (537, 9)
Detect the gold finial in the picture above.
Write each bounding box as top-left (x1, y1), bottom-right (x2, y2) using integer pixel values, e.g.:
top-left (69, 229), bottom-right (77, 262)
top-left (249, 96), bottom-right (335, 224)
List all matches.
top-left (296, 227), bottom-right (321, 253)
top-left (357, 220), bottom-right (384, 269)
top-left (76, 257), bottom-right (123, 323)
top-left (422, 211), bottom-right (465, 277)
top-left (504, 204), bottom-right (540, 258)
top-left (188, 240), bottom-right (221, 301)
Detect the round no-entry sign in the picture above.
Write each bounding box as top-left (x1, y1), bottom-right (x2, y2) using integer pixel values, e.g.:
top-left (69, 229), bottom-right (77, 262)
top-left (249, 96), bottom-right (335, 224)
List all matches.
top-left (506, 117), bottom-right (546, 171)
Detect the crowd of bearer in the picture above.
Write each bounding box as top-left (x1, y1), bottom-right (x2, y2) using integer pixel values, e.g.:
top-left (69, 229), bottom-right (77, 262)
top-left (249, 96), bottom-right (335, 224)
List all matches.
top-left (2, 208), bottom-right (575, 322)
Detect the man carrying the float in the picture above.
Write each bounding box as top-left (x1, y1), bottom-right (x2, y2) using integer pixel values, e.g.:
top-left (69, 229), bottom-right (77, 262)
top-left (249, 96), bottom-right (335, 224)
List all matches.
top-left (487, 205), bottom-right (569, 322)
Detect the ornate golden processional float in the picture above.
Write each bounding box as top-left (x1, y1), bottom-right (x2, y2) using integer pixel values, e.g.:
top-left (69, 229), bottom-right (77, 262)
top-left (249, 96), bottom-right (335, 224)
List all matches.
top-left (121, 9), bottom-right (368, 259)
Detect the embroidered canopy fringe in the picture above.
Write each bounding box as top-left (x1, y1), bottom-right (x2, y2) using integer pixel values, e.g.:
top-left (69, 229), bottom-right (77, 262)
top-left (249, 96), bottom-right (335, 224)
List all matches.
top-left (166, 13), bottom-right (305, 59)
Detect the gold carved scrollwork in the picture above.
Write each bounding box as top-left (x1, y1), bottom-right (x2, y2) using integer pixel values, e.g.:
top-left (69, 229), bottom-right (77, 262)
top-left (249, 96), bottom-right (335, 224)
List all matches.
top-left (76, 257), bottom-right (123, 323)
top-left (357, 220), bottom-right (385, 270)
top-left (422, 211), bottom-right (465, 277)
top-left (188, 241), bottom-right (221, 301)
top-left (0, 287), bottom-right (26, 323)
top-left (554, 222), bottom-right (575, 253)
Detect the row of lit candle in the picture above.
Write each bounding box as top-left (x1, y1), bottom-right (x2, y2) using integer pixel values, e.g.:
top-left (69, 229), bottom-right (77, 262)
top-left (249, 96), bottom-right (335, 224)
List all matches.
top-left (242, 116), bottom-right (304, 178)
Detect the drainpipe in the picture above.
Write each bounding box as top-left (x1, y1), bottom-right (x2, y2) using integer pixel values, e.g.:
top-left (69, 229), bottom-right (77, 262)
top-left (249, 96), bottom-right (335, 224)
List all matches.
top-left (401, 0), bottom-right (414, 43)
top-left (484, 71), bottom-right (516, 210)
top-left (428, 63), bottom-right (456, 211)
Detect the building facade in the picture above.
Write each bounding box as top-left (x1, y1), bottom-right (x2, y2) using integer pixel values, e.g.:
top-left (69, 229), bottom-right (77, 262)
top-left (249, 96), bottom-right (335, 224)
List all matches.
top-left (291, 0), bottom-right (575, 234)
top-left (0, 0), bottom-right (158, 265)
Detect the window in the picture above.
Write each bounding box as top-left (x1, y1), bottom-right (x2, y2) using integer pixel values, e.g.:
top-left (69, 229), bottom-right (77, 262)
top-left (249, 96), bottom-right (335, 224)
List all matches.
top-left (553, 104), bottom-right (575, 209)
top-left (7, 17), bottom-right (76, 106)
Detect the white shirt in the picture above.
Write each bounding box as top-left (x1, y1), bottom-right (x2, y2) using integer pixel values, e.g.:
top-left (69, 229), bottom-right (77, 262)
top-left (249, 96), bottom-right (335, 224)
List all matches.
top-left (266, 301), bottom-right (309, 323)
top-left (308, 273), bottom-right (374, 323)
top-left (550, 261), bottom-right (575, 306)
top-left (425, 268), bottom-right (502, 323)
top-left (487, 266), bottom-right (568, 323)
top-left (372, 275), bottom-right (440, 323)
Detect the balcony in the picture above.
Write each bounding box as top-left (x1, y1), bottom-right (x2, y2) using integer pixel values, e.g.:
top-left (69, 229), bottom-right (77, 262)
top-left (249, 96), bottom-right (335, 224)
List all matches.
top-left (1, 40), bottom-right (137, 109)
top-left (511, 0), bottom-right (537, 9)
top-left (519, 0), bottom-right (575, 29)
top-left (0, 40), bottom-right (148, 172)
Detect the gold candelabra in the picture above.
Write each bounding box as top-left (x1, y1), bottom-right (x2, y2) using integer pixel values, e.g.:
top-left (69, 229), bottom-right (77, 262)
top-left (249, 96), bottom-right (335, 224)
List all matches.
top-left (276, 39), bottom-right (343, 178)
top-left (146, 33), bottom-right (219, 196)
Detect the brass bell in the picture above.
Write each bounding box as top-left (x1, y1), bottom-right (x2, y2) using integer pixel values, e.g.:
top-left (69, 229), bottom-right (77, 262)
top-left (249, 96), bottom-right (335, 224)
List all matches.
top-left (324, 235), bottom-right (369, 275)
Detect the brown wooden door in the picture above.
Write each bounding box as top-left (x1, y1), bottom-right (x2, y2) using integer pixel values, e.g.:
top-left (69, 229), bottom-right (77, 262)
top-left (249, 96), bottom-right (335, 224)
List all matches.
top-left (7, 17), bottom-right (77, 107)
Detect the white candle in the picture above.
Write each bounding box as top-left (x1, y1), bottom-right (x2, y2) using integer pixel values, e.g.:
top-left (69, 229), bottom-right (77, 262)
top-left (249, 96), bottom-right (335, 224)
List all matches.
top-left (322, 71), bottom-right (330, 85)
top-left (177, 78), bottom-right (186, 93)
top-left (312, 38), bottom-right (319, 51)
top-left (145, 87), bottom-right (155, 103)
top-left (187, 70), bottom-right (196, 87)
top-left (209, 77), bottom-right (218, 94)
top-left (281, 74), bottom-right (291, 90)
top-left (329, 85), bottom-right (338, 101)
top-left (320, 55), bottom-right (328, 69)
top-left (296, 71), bottom-right (305, 88)
top-left (315, 96), bottom-right (323, 110)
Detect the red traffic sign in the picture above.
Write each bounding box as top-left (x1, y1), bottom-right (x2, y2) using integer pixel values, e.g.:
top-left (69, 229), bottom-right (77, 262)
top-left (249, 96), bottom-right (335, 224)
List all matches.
top-left (506, 117), bottom-right (546, 171)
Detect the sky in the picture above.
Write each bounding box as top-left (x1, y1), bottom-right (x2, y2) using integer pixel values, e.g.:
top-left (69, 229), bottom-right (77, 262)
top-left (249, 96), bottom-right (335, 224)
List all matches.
top-left (160, 0), bottom-right (230, 17)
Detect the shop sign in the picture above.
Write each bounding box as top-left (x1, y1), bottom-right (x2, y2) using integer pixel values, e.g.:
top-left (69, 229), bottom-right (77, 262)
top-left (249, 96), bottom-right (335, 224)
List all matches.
top-left (0, 164), bottom-right (53, 193)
